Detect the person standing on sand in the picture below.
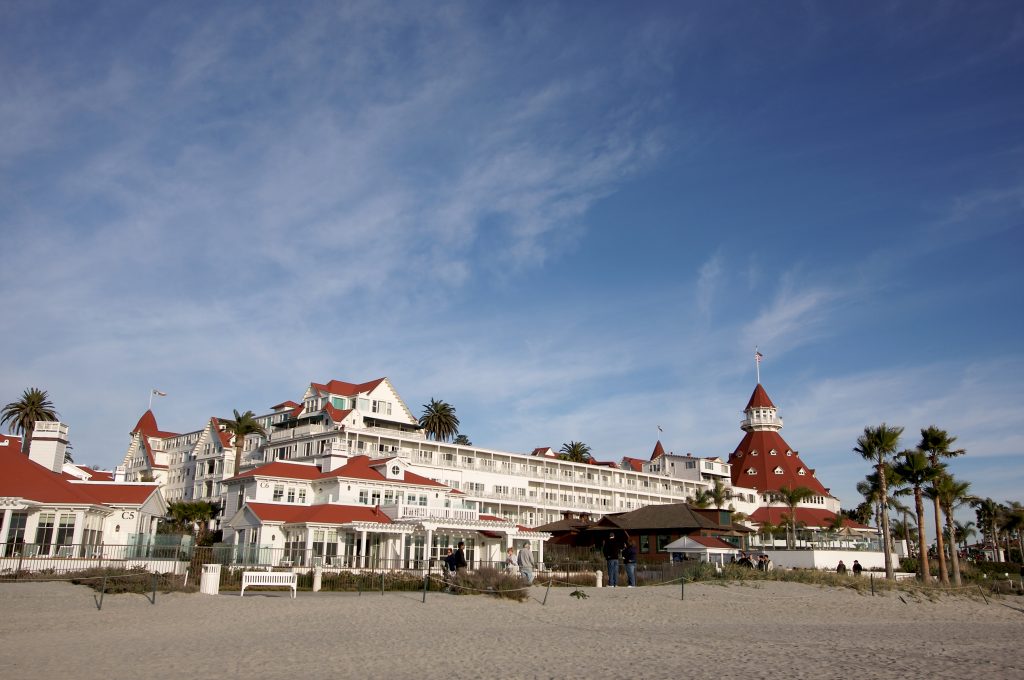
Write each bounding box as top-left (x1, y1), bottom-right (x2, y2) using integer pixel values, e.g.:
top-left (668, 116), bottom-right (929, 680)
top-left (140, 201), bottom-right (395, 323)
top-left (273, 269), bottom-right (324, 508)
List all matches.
top-left (453, 541), bottom-right (468, 576)
top-left (622, 541), bottom-right (637, 587)
top-left (518, 541), bottom-right (536, 585)
top-left (837, 560), bottom-right (847, 574)
top-left (603, 532), bottom-right (621, 587)
top-left (852, 559), bottom-right (862, 576)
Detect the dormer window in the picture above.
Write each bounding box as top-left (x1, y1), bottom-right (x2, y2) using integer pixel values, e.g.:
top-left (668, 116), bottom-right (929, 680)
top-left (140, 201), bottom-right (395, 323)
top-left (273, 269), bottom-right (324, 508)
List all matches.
top-left (750, 450), bottom-right (758, 457)
top-left (391, 465), bottom-right (400, 477)
top-left (797, 468), bottom-right (806, 476)
top-left (746, 468), bottom-right (757, 475)
top-left (786, 450), bottom-right (793, 457)
top-left (769, 449), bottom-right (777, 456)
top-left (773, 466), bottom-right (784, 475)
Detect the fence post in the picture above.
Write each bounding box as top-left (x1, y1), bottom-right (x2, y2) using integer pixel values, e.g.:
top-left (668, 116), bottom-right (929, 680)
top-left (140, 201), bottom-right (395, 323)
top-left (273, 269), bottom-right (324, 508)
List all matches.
top-left (542, 578), bottom-right (552, 606)
top-left (870, 573), bottom-right (875, 596)
top-left (681, 578), bottom-right (685, 601)
top-left (151, 572), bottom-right (158, 605)
top-left (381, 571), bottom-right (385, 597)
top-left (422, 569), bottom-right (430, 603)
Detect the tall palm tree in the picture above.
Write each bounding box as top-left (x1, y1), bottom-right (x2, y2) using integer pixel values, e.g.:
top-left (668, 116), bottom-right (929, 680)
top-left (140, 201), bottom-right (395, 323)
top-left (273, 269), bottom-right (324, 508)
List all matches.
top-left (854, 424), bottom-right (903, 580)
top-left (775, 485), bottom-right (815, 548)
top-left (917, 426), bottom-right (964, 586)
top-left (223, 409), bottom-right (267, 476)
top-left (418, 399), bottom-right (460, 442)
top-left (857, 467), bottom-right (905, 552)
top-left (930, 475), bottom-right (973, 586)
top-left (1, 388), bottom-right (59, 454)
top-left (559, 441), bottom-right (592, 463)
top-left (892, 450), bottom-right (942, 583)
top-left (453, 434), bottom-right (472, 446)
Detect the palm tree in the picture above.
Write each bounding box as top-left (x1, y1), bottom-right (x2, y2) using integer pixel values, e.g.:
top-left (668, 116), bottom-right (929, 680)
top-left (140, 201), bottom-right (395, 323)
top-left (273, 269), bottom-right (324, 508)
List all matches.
top-left (759, 521), bottom-right (780, 549)
top-left (854, 424), bottom-right (903, 580)
top-left (774, 485), bottom-right (815, 548)
top-left (930, 475), bottom-right (973, 586)
top-left (453, 434), bottom-right (472, 446)
top-left (1, 388), bottom-right (59, 454)
top-left (954, 520), bottom-right (976, 553)
top-left (1003, 501), bottom-right (1024, 564)
top-left (559, 441), bottom-right (592, 463)
top-left (892, 449), bottom-right (942, 582)
top-left (690, 489), bottom-right (712, 509)
top-left (708, 479), bottom-right (732, 510)
top-left (917, 426), bottom-right (964, 585)
top-left (418, 399), bottom-right (460, 442)
top-left (167, 500), bottom-right (217, 544)
top-left (973, 497), bottom-right (1003, 561)
top-left (223, 410), bottom-right (267, 476)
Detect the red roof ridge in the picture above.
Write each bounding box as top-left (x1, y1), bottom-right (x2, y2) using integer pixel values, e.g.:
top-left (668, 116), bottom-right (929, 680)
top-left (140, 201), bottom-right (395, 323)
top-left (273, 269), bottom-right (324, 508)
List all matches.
top-left (745, 383), bottom-right (776, 410)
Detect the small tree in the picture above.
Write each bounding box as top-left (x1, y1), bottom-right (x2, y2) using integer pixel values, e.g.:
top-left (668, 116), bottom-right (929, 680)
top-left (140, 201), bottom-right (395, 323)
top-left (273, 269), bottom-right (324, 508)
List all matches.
top-left (419, 399), bottom-right (460, 442)
top-left (559, 441), bottom-right (592, 463)
top-left (223, 409), bottom-right (268, 477)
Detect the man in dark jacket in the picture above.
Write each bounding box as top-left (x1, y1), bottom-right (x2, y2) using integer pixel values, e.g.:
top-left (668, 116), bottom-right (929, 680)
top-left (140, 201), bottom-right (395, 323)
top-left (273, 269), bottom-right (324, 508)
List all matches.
top-left (603, 532), bottom-right (622, 587)
top-left (622, 541), bottom-right (638, 587)
top-left (452, 541), bottom-right (468, 575)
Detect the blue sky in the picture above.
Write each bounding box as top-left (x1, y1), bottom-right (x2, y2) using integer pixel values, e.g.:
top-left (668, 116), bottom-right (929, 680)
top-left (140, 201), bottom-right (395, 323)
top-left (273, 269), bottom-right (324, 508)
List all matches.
top-left (2, 1), bottom-right (1022, 518)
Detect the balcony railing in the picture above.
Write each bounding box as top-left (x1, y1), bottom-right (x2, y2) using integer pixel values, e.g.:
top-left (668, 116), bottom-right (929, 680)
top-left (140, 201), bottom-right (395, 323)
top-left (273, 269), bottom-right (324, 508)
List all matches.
top-left (379, 504), bottom-right (479, 522)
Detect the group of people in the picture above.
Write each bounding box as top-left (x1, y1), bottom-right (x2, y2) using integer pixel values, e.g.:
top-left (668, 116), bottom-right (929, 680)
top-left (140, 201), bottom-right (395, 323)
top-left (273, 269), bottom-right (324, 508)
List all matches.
top-left (734, 552), bottom-right (774, 571)
top-left (603, 532), bottom-right (637, 587)
top-left (504, 541), bottom-right (536, 584)
top-left (441, 542), bottom-right (469, 590)
top-left (836, 559), bottom-right (863, 575)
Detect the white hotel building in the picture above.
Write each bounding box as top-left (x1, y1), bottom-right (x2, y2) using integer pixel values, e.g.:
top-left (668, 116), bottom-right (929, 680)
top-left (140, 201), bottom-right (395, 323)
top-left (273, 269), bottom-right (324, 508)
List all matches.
top-left (119, 377), bottom-right (846, 557)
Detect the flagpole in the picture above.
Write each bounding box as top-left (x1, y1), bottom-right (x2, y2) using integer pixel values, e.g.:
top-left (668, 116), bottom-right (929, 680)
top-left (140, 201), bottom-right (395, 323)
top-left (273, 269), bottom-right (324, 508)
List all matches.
top-left (755, 346), bottom-right (761, 384)
top-left (149, 390), bottom-right (153, 410)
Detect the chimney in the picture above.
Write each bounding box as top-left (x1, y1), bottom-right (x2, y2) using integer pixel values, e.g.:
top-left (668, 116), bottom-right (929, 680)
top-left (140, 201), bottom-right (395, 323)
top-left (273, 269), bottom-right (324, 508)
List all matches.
top-left (114, 465), bottom-right (127, 482)
top-left (28, 421), bottom-right (69, 474)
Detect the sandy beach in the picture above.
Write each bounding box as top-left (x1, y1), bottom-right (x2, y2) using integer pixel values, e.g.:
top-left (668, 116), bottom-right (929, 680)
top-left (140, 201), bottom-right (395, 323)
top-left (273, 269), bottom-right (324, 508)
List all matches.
top-left (1, 580), bottom-right (1021, 680)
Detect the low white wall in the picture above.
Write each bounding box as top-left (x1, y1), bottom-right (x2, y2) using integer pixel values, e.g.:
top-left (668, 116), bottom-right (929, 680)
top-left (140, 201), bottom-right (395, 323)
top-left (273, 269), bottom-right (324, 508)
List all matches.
top-left (762, 549), bottom-right (885, 572)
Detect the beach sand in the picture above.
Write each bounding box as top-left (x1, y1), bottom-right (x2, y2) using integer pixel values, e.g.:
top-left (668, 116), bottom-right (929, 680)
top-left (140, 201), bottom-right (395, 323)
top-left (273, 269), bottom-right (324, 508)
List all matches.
top-left (1, 580), bottom-right (1021, 679)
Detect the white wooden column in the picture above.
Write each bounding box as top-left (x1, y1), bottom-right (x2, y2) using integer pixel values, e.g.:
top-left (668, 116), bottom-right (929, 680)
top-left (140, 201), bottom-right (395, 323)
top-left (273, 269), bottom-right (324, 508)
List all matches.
top-left (359, 529), bottom-right (368, 569)
top-left (304, 529), bottom-right (315, 567)
top-left (71, 510), bottom-right (86, 552)
top-left (0, 509), bottom-right (12, 557)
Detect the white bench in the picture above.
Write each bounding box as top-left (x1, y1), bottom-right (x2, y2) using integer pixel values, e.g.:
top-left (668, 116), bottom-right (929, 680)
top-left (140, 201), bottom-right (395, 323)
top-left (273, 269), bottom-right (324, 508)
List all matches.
top-left (240, 571), bottom-right (297, 598)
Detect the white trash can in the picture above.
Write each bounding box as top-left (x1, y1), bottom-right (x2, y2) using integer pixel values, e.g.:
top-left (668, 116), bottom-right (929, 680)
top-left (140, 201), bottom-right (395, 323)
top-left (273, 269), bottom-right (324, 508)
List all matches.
top-left (200, 563), bottom-right (221, 595)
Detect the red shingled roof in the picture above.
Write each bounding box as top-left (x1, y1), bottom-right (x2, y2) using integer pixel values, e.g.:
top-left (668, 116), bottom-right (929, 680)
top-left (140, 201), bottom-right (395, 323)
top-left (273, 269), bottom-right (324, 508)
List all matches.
top-left (245, 502), bottom-right (392, 525)
top-left (1, 434), bottom-right (22, 450)
top-left (311, 378), bottom-right (387, 397)
top-left (745, 383), bottom-right (776, 410)
top-left (2, 442), bottom-right (162, 508)
top-left (650, 441), bottom-right (666, 460)
top-left (728, 430), bottom-right (828, 495)
top-left (229, 461), bottom-right (324, 482)
top-left (748, 507), bottom-right (868, 530)
top-left (686, 535), bottom-right (737, 549)
top-left (131, 410), bottom-right (178, 438)
top-left (621, 457), bottom-right (645, 472)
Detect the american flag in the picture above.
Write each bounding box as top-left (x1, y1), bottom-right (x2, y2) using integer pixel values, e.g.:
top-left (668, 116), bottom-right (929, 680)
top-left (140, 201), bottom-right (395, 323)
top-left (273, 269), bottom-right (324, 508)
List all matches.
top-left (755, 350), bottom-right (763, 363)
top-left (152, 389), bottom-right (167, 397)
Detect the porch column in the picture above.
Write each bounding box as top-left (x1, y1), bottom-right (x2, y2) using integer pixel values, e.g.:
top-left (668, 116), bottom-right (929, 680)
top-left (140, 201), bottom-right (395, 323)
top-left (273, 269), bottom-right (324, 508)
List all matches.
top-left (0, 509), bottom-right (11, 557)
top-left (359, 529), bottom-right (368, 569)
top-left (425, 528), bottom-right (434, 567)
top-left (304, 528), bottom-right (315, 567)
top-left (538, 539), bottom-right (544, 568)
top-left (71, 510), bottom-right (86, 554)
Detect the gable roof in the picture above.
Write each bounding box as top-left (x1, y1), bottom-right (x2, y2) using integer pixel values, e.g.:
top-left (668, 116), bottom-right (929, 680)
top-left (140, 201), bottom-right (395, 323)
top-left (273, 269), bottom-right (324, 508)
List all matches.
top-left (131, 410), bottom-right (178, 438)
top-left (245, 502), bottom-right (392, 525)
top-left (650, 441), bottom-right (666, 460)
top-left (621, 457), bottom-right (645, 472)
top-left (311, 378), bottom-right (387, 397)
top-left (0, 448), bottom-right (113, 505)
top-left (599, 503), bottom-right (721, 531)
top-left (228, 461), bottom-right (324, 482)
top-left (1, 434), bottom-right (22, 451)
top-left (70, 482), bottom-right (161, 505)
top-left (226, 456), bottom-right (447, 489)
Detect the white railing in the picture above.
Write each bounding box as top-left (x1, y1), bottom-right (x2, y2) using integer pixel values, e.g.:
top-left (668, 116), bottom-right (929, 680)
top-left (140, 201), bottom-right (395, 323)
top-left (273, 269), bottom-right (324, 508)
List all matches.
top-left (379, 504), bottom-right (478, 522)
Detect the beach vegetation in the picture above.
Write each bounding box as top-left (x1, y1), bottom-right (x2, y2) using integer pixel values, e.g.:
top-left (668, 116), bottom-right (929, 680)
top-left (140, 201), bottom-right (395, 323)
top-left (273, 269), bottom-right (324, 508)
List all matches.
top-left (1, 387), bottom-right (59, 454)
